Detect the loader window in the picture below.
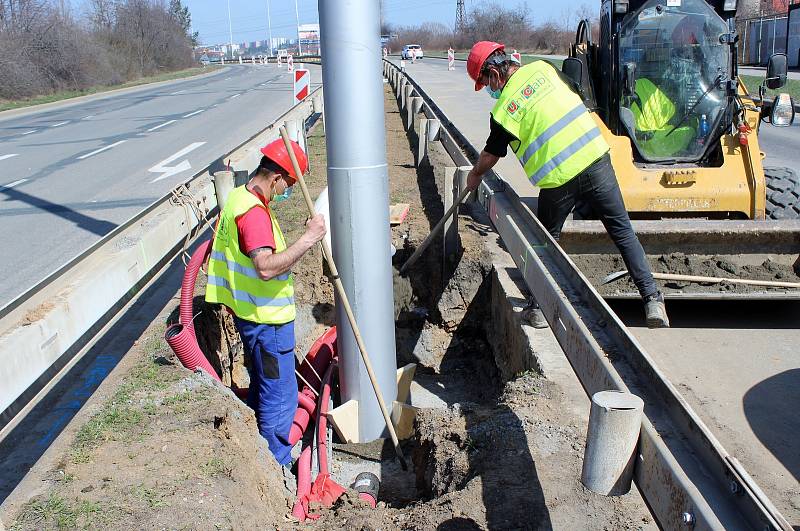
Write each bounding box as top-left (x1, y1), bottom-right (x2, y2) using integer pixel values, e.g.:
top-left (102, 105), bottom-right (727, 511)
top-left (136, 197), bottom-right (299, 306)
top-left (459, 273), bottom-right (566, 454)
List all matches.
top-left (618, 0), bottom-right (730, 162)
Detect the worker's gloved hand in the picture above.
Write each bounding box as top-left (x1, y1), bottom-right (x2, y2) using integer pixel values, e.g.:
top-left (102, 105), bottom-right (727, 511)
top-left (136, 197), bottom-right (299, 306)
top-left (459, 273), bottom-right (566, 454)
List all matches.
top-left (466, 168), bottom-right (483, 192)
top-left (304, 214), bottom-right (327, 244)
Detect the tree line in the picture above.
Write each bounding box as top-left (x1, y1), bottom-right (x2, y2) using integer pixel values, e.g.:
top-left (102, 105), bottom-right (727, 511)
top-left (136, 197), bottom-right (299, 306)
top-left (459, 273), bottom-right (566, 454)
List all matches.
top-left (0, 0), bottom-right (197, 100)
top-left (386, 1), bottom-right (597, 55)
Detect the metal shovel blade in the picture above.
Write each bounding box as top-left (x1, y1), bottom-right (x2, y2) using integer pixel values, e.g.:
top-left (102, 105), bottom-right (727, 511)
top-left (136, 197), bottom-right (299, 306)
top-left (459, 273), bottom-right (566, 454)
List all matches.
top-left (602, 270), bottom-right (631, 285)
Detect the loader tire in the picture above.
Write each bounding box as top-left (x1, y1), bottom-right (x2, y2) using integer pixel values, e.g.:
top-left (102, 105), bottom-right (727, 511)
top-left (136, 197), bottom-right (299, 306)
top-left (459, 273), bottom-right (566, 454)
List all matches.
top-left (765, 167), bottom-right (800, 220)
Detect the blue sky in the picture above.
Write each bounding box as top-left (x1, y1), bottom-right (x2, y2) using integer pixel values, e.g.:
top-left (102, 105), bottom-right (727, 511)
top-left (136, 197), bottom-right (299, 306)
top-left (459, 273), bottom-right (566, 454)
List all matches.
top-left (179, 1), bottom-right (591, 46)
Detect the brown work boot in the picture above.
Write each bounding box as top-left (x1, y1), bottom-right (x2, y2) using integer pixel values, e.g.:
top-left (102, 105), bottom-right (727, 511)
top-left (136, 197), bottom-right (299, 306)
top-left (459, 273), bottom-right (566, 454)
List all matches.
top-left (644, 292), bottom-right (669, 328)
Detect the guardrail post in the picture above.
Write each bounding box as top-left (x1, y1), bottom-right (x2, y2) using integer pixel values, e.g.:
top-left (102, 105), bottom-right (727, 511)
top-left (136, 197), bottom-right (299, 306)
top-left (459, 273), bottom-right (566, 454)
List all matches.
top-left (403, 84), bottom-right (414, 112)
top-left (408, 96), bottom-right (422, 130)
top-left (416, 118), bottom-right (428, 167)
top-left (427, 118), bottom-right (441, 142)
top-left (443, 166), bottom-right (471, 269)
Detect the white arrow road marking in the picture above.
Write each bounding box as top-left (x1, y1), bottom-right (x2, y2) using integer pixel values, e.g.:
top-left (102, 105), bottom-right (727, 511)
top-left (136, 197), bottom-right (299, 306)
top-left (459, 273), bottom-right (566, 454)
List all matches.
top-left (0, 154), bottom-right (19, 161)
top-left (21, 130), bottom-right (36, 135)
top-left (1, 178), bottom-right (27, 190)
top-left (148, 142), bottom-right (206, 183)
top-left (170, 89), bottom-right (186, 95)
top-left (147, 120), bottom-right (176, 132)
top-left (183, 109), bottom-right (204, 118)
top-left (77, 140), bottom-right (127, 160)
top-left (229, 93), bottom-right (241, 99)
top-left (51, 121), bottom-right (69, 127)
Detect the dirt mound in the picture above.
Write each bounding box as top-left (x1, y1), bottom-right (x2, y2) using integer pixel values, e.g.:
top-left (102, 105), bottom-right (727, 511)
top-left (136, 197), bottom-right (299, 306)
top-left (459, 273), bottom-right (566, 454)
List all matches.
top-left (575, 252), bottom-right (800, 295)
top-left (10, 352), bottom-right (289, 530)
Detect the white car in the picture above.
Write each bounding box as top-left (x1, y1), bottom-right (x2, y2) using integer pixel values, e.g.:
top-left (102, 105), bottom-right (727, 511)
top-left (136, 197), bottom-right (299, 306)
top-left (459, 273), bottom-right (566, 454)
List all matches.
top-left (401, 45), bottom-right (424, 60)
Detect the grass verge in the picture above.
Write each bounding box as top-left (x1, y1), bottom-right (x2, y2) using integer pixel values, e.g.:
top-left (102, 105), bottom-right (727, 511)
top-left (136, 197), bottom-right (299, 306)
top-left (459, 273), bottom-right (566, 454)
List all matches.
top-left (11, 493), bottom-right (106, 530)
top-left (0, 65), bottom-right (222, 113)
top-left (740, 75), bottom-right (800, 102)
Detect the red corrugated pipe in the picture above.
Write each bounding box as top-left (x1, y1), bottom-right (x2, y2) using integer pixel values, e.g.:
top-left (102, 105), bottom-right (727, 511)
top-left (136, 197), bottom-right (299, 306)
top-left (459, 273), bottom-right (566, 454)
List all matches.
top-left (165, 240), bottom-right (222, 382)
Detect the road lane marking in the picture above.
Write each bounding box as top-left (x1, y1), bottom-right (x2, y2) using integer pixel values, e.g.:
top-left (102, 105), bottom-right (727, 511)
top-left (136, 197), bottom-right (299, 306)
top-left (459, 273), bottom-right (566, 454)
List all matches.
top-left (148, 142), bottom-right (206, 182)
top-left (0, 154), bottom-right (19, 161)
top-left (21, 130), bottom-right (37, 135)
top-left (51, 121), bottom-right (69, 127)
top-left (225, 77), bottom-right (231, 80)
top-left (77, 140), bottom-right (127, 160)
top-left (229, 93), bottom-right (241, 99)
top-left (1, 178), bottom-right (27, 189)
top-left (147, 120), bottom-right (176, 132)
top-left (83, 115), bottom-right (94, 120)
top-left (183, 109), bottom-right (205, 118)
top-left (170, 90), bottom-right (186, 95)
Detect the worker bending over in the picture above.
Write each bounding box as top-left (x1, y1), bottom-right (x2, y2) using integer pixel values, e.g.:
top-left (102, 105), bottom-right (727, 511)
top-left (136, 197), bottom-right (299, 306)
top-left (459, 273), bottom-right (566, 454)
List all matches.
top-left (465, 41), bottom-right (669, 328)
top-left (205, 139), bottom-right (326, 465)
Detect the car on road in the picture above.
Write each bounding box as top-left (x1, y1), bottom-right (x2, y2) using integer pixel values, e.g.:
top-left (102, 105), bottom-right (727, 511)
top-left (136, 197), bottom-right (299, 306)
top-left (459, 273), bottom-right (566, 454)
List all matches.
top-left (401, 44), bottom-right (423, 60)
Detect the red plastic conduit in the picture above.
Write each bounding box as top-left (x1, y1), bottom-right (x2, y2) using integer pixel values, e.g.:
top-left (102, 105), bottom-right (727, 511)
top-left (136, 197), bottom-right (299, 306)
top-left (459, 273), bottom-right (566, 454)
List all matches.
top-left (164, 239), bottom-right (222, 382)
top-left (291, 446), bottom-right (313, 519)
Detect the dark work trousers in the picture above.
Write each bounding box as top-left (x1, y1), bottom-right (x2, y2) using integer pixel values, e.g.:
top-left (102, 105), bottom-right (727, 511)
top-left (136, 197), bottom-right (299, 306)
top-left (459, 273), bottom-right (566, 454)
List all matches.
top-left (234, 317), bottom-right (298, 466)
top-left (537, 153), bottom-right (658, 299)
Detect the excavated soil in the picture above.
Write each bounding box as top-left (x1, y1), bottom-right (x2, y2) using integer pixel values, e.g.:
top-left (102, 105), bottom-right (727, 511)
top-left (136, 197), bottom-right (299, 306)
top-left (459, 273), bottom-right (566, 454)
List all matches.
top-left (574, 252), bottom-right (800, 296)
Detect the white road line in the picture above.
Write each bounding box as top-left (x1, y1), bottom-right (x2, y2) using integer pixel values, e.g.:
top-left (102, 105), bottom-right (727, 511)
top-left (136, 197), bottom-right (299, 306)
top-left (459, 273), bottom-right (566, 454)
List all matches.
top-left (170, 90), bottom-right (186, 95)
top-left (147, 120), bottom-right (176, 132)
top-left (21, 130), bottom-right (37, 135)
top-left (183, 109), bottom-right (205, 118)
top-left (1, 178), bottom-right (27, 189)
top-left (51, 121), bottom-right (69, 128)
top-left (0, 154), bottom-right (19, 161)
top-left (224, 77), bottom-right (231, 80)
top-left (77, 140), bottom-right (127, 160)
top-left (229, 93), bottom-right (241, 99)
top-left (83, 115), bottom-right (94, 120)
top-left (148, 142), bottom-right (206, 182)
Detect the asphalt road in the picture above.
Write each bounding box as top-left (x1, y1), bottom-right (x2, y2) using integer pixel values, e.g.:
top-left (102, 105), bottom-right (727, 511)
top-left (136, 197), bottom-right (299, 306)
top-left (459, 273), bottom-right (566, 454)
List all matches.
top-left (393, 56), bottom-right (800, 523)
top-left (0, 63), bottom-right (321, 302)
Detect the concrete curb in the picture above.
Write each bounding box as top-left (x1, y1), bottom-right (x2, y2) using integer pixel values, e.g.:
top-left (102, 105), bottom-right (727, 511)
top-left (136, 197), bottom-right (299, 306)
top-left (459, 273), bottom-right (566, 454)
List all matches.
top-left (0, 66), bottom-right (229, 123)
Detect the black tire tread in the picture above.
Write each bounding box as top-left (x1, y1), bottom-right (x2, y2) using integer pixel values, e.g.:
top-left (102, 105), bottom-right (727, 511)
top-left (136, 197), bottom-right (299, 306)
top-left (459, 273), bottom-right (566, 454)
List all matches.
top-left (764, 166), bottom-right (800, 220)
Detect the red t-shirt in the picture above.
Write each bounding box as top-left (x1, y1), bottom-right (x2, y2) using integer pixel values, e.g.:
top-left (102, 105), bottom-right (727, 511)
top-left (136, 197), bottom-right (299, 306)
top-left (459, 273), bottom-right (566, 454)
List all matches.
top-left (235, 187), bottom-right (276, 255)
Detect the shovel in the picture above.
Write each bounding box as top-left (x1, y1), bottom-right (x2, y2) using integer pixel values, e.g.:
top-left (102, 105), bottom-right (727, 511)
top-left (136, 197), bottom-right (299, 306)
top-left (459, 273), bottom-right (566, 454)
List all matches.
top-left (602, 270), bottom-right (800, 289)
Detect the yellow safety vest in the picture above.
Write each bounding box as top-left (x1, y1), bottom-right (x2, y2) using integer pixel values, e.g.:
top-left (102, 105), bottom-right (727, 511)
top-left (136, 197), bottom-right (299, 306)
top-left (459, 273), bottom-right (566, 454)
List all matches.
top-left (491, 61), bottom-right (609, 189)
top-left (205, 186), bottom-right (295, 324)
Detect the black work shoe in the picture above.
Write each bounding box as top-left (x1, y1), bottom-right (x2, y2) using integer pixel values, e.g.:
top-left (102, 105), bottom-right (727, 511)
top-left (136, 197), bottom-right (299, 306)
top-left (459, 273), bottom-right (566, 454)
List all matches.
top-left (644, 292), bottom-right (669, 328)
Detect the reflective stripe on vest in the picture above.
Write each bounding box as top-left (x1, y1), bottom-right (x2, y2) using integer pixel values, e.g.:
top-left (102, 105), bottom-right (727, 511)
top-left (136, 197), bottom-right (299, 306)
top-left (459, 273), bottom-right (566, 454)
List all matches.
top-left (209, 250), bottom-right (291, 281)
top-left (205, 186), bottom-right (295, 324)
top-left (490, 61), bottom-right (609, 189)
top-left (207, 275), bottom-right (295, 307)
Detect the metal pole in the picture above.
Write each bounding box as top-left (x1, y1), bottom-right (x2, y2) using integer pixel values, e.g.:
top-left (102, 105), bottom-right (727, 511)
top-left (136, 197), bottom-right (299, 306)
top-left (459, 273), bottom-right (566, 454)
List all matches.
top-left (266, 0), bottom-right (273, 56)
top-left (227, 0), bottom-right (234, 58)
top-left (318, 0), bottom-right (398, 441)
top-left (295, 0), bottom-right (302, 55)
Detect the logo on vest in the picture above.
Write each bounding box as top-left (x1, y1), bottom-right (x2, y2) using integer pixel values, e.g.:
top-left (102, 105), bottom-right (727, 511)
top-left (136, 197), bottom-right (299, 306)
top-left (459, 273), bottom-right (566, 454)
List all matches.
top-left (521, 76), bottom-right (549, 100)
top-left (507, 100), bottom-right (519, 114)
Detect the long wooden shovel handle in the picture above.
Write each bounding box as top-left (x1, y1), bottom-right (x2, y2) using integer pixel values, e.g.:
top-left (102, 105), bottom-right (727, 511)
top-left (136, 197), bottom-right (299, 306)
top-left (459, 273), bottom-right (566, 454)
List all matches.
top-left (278, 126), bottom-right (408, 470)
top-left (400, 187), bottom-right (471, 276)
top-left (652, 272), bottom-right (800, 289)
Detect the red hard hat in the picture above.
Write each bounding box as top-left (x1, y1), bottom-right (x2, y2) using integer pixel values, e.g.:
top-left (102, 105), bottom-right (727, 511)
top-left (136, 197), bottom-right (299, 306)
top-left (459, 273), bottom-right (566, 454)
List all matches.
top-left (260, 138), bottom-right (308, 182)
top-left (467, 41), bottom-right (505, 91)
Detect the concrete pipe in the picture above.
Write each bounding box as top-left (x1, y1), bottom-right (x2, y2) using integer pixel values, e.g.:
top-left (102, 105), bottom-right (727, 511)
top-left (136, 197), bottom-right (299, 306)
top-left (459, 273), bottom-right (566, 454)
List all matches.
top-left (212, 170), bottom-right (235, 210)
top-left (581, 390), bottom-right (644, 496)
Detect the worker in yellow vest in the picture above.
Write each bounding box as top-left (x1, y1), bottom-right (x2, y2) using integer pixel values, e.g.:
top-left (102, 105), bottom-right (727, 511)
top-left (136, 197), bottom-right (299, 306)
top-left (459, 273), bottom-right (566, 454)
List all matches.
top-left (205, 139), bottom-right (326, 466)
top-left (465, 41), bottom-right (669, 328)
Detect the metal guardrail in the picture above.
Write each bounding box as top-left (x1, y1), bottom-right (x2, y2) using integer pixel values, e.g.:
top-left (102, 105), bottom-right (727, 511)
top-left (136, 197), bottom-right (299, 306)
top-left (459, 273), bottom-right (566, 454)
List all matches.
top-left (383, 59), bottom-right (792, 531)
top-left (0, 87), bottom-right (324, 433)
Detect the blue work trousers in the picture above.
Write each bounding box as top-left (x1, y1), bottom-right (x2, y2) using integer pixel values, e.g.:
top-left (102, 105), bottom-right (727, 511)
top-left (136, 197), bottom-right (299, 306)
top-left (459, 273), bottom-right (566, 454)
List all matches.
top-left (537, 153), bottom-right (658, 299)
top-left (234, 317), bottom-right (298, 466)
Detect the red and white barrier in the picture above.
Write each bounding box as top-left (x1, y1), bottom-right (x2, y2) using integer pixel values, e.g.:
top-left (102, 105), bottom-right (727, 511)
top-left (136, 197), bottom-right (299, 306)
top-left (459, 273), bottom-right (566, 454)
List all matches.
top-left (288, 54), bottom-right (294, 72)
top-left (294, 68), bottom-right (310, 104)
top-left (448, 47), bottom-right (455, 71)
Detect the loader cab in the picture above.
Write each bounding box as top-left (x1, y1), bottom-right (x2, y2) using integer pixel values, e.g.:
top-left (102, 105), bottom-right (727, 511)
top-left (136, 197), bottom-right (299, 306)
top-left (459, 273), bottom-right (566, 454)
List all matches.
top-left (598, 0), bottom-right (736, 164)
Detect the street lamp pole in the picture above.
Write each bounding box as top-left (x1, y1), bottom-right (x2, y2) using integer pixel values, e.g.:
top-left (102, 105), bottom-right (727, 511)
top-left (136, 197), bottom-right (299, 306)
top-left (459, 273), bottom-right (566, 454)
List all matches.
top-left (266, 0), bottom-right (273, 56)
top-left (294, 0), bottom-right (302, 55)
top-left (227, 0), bottom-right (234, 57)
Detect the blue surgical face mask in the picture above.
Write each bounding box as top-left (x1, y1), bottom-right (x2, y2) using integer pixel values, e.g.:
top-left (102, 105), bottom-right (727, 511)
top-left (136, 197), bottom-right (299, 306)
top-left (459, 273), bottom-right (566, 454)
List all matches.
top-left (272, 185), bottom-right (293, 203)
top-left (485, 85), bottom-right (502, 99)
